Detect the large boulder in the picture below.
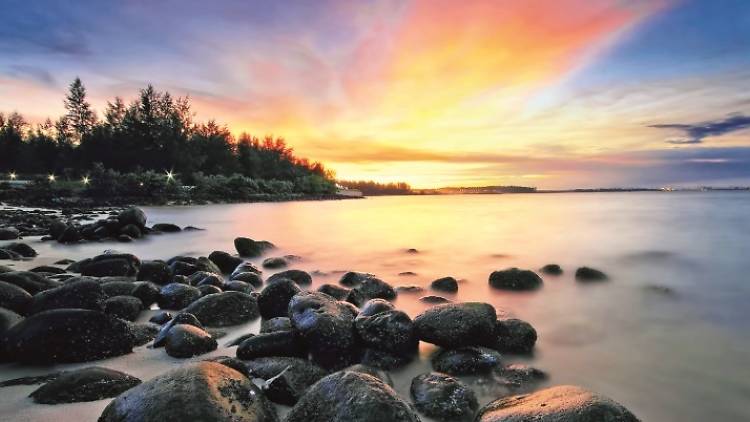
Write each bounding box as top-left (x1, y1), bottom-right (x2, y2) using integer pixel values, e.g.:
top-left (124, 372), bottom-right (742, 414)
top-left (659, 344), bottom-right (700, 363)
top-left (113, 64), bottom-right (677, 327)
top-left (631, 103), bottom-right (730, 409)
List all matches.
top-left (234, 237), bottom-right (274, 257)
top-left (81, 256), bottom-right (139, 277)
top-left (475, 385), bottom-right (640, 422)
top-left (285, 371), bottom-right (420, 422)
top-left (430, 276), bottom-right (458, 293)
top-left (103, 295), bottom-right (143, 321)
top-left (0, 227), bottom-right (19, 240)
top-left (164, 324), bottom-right (218, 358)
top-left (137, 260), bottom-right (172, 285)
top-left (27, 279), bottom-right (106, 315)
top-left (245, 357), bottom-right (327, 406)
top-left (158, 283), bottom-right (201, 310)
top-left (413, 302), bottom-right (496, 348)
top-left (0, 271), bottom-right (60, 295)
top-left (4, 242), bottom-right (37, 258)
top-left (3, 309), bottom-right (135, 364)
top-left (118, 207), bottom-right (147, 229)
top-left (489, 268), bottom-right (543, 291)
top-left (410, 372), bottom-right (478, 422)
top-left (491, 318), bottom-right (537, 354)
top-left (236, 331), bottom-right (305, 360)
top-left (99, 362), bottom-right (279, 422)
top-left (0, 280), bottom-right (32, 314)
top-left (208, 251), bottom-right (243, 274)
top-left (355, 310), bottom-right (417, 355)
top-left (30, 367), bottom-right (141, 404)
top-left (267, 269), bottom-right (312, 286)
top-left (355, 277), bottom-right (397, 300)
top-left (184, 292), bottom-right (259, 327)
top-left (575, 266), bottom-right (608, 282)
top-left (288, 292), bottom-right (358, 370)
top-left (258, 279), bottom-right (301, 319)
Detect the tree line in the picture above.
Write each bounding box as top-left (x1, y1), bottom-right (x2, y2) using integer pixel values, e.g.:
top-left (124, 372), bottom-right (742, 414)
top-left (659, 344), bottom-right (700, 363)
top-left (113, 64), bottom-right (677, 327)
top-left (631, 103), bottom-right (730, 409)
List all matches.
top-left (338, 180), bottom-right (414, 195)
top-left (0, 78), bottom-right (333, 191)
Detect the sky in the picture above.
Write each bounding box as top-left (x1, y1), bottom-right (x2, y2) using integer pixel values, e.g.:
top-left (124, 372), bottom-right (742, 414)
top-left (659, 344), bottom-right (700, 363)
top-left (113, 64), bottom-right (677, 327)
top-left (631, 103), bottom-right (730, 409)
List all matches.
top-left (1, 0), bottom-right (750, 189)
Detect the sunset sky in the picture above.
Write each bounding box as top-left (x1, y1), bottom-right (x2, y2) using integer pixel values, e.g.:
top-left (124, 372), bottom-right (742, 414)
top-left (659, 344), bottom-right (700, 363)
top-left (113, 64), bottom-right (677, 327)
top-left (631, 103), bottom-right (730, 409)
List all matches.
top-left (2, 0), bottom-right (750, 188)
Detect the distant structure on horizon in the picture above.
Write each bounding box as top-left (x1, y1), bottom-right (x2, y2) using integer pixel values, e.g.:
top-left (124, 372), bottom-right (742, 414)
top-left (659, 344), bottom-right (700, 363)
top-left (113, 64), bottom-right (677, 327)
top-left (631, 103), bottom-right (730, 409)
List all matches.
top-left (435, 185), bottom-right (537, 194)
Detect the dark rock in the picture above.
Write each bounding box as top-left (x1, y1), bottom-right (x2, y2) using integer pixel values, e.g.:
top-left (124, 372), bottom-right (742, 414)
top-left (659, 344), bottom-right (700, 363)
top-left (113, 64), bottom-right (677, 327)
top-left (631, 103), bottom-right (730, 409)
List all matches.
top-left (208, 250), bottom-right (243, 274)
top-left (410, 372), bottom-right (478, 421)
top-left (491, 364), bottom-right (548, 390)
top-left (29, 265), bottom-right (66, 274)
top-left (98, 362), bottom-right (278, 422)
top-left (355, 310), bottom-right (417, 355)
top-left (224, 280), bottom-right (254, 293)
top-left (236, 330), bottom-right (304, 360)
top-left (101, 280), bottom-right (136, 298)
top-left (188, 270), bottom-right (223, 287)
top-left (57, 226), bottom-right (81, 243)
top-left (420, 295), bottom-right (452, 304)
top-left (491, 318), bottom-right (537, 354)
top-left (345, 287), bottom-right (366, 307)
top-left (165, 324), bottom-right (218, 358)
top-left (0, 307), bottom-right (22, 336)
top-left (54, 259), bottom-right (76, 265)
top-left (431, 276), bottom-right (458, 293)
top-left (0, 248), bottom-right (21, 260)
top-left (317, 283), bottom-right (350, 300)
top-left (49, 220), bottom-right (68, 239)
top-left (246, 357), bottom-right (328, 406)
top-left (3, 309), bottom-right (134, 364)
top-left (260, 317), bottom-right (292, 333)
top-left (360, 348), bottom-right (415, 369)
top-left (399, 271), bottom-right (418, 276)
top-left (339, 271), bottom-right (373, 287)
top-left (355, 277), bottom-right (397, 301)
top-left (184, 291), bottom-right (259, 327)
top-left (152, 223), bottom-right (181, 232)
top-left (169, 260), bottom-right (200, 277)
top-left (267, 269), bottom-right (311, 286)
top-left (157, 283), bottom-right (201, 310)
top-left (28, 279), bottom-right (105, 315)
top-left (344, 364), bottom-right (393, 386)
top-left (152, 313), bottom-right (203, 347)
top-left (226, 333), bottom-right (255, 347)
top-left (258, 279), bottom-right (301, 319)
top-left (149, 311), bottom-right (172, 324)
top-left (489, 268), bottom-right (543, 291)
top-left (131, 281), bottom-right (161, 307)
top-left (117, 207), bottom-right (147, 229)
top-left (4, 242), bottom-right (37, 257)
top-left (137, 260), bottom-right (172, 285)
top-left (198, 284), bottom-right (223, 296)
top-left (231, 262), bottom-right (262, 277)
top-left (262, 257), bottom-right (288, 269)
top-left (575, 266), bottom-right (608, 282)
top-left (0, 227), bottom-right (20, 240)
top-left (406, 248), bottom-right (419, 254)
top-left (0, 271), bottom-right (60, 294)
top-left (195, 256), bottom-right (223, 275)
top-left (285, 371), bottom-right (420, 422)
top-left (104, 295), bottom-right (142, 321)
top-left (358, 298), bottom-right (395, 317)
top-left (120, 224), bottom-right (142, 239)
top-left (396, 285), bottom-right (424, 293)
top-left (231, 272), bottom-right (263, 288)
top-left (30, 367), bottom-right (141, 404)
top-left (540, 264), bottom-right (563, 275)
top-left (124, 322), bottom-right (158, 347)
top-left (413, 302), bottom-right (496, 348)
top-left (0, 280), bottom-right (32, 314)
top-left (288, 292), bottom-right (358, 370)
top-left (475, 385), bottom-right (639, 422)
top-left (432, 346), bottom-right (502, 375)
top-left (82, 254), bottom-right (139, 277)
top-left (234, 237), bottom-right (275, 257)
top-left (204, 356), bottom-right (252, 378)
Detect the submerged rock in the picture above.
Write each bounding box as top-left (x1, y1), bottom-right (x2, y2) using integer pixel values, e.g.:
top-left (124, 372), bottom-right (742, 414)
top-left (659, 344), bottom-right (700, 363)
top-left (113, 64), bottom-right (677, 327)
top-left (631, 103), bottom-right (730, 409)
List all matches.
top-left (575, 266), bottom-right (609, 282)
top-left (431, 347), bottom-right (502, 375)
top-left (339, 271), bottom-right (373, 287)
top-left (413, 302), bottom-right (496, 348)
top-left (285, 371), bottom-right (420, 422)
top-left (410, 372), bottom-right (478, 422)
top-left (258, 279), bottom-right (301, 319)
top-left (234, 237), bottom-right (275, 257)
top-left (184, 291), bottom-right (259, 327)
top-left (355, 277), bottom-right (397, 300)
top-left (164, 324), bottom-right (218, 358)
top-left (491, 318), bottom-right (537, 354)
top-left (430, 276), bottom-right (458, 293)
top-left (99, 362), bottom-right (278, 422)
top-left (267, 269), bottom-right (312, 286)
top-left (157, 283), bottom-right (201, 310)
top-left (262, 257), bottom-right (288, 269)
top-left (475, 385), bottom-right (640, 422)
top-left (420, 295), bottom-right (452, 304)
top-left (30, 367), bottom-right (141, 404)
top-left (489, 268), bottom-right (543, 291)
top-left (28, 279), bottom-right (105, 315)
top-left (540, 264), bottom-right (563, 275)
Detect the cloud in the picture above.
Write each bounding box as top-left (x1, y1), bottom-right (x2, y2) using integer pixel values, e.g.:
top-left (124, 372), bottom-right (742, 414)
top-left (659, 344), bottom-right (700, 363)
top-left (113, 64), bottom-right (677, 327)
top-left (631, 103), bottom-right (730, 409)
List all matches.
top-left (3, 65), bottom-right (56, 87)
top-left (651, 114), bottom-right (750, 144)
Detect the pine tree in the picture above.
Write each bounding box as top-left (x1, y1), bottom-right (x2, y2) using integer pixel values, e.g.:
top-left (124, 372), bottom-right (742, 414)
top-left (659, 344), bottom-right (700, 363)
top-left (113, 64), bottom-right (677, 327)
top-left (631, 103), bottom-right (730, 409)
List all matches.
top-left (64, 77), bottom-right (96, 142)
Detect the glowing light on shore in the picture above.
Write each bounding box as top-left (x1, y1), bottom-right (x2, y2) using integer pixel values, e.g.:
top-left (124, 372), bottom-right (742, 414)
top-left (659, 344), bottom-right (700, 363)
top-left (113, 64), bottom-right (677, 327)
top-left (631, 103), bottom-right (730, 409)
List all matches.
top-left (9, 172), bottom-right (16, 180)
top-left (165, 171), bottom-right (175, 182)
top-left (48, 174), bottom-right (56, 182)
top-left (82, 176), bottom-right (90, 185)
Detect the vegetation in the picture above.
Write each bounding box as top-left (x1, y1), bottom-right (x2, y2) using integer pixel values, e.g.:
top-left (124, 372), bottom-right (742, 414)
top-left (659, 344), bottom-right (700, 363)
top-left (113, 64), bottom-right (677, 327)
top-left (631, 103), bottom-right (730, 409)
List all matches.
top-left (0, 78), bottom-right (336, 201)
top-left (338, 180), bottom-right (414, 195)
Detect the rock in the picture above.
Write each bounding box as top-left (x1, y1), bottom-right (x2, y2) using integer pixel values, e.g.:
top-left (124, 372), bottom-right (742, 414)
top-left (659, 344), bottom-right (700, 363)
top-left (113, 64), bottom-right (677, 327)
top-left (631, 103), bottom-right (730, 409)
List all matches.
top-left (226, 333), bottom-right (255, 347)
top-left (575, 266), bottom-right (608, 281)
top-left (260, 317), bottom-right (292, 333)
top-left (118, 207), bottom-right (147, 229)
top-left (491, 318), bottom-right (537, 354)
top-left (137, 260), bottom-right (172, 285)
top-left (3, 309), bottom-right (134, 364)
top-left (344, 364), bottom-right (394, 386)
top-left (54, 258), bottom-right (76, 265)
top-left (188, 271), bottom-right (223, 287)
top-left (82, 254), bottom-right (140, 277)
top-left (170, 260), bottom-right (199, 277)
top-left (157, 283), bottom-right (201, 310)
top-left (420, 295), bottom-right (452, 304)
top-left (120, 224), bottom-right (142, 239)
top-left (288, 292), bottom-right (358, 370)
top-left (208, 251), bottom-right (243, 274)
top-left (285, 371), bottom-right (420, 422)
top-left (232, 274), bottom-right (263, 290)
top-left (29, 367), bottom-right (141, 404)
top-left (234, 237), bottom-right (274, 257)
top-left (49, 220), bottom-right (67, 239)
top-left (104, 295), bottom-right (142, 321)
top-left (0, 227), bottom-right (20, 240)
top-left (267, 269), bottom-right (312, 286)
top-left (29, 265), bottom-right (66, 274)
top-left (492, 364), bottom-right (548, 390)
top-left (354, 277), bottom-right (397, 301)
top-left (355, 310), bottom-right (417, 355)
top-left (0, 248), bottom-right (21, 260)
top-left (0, 307), bottom-right (22, 335)
top-left (4, 242), bottom-right (37, 257)
top-left (0, 280), bottom-right (32, 314)
top-left (152, 313), bottom-right (204, 347)
top-left (396, 285), bottom-right (424, 293)
top-left (131, 281), bottom-right (161, 308)
top-left (489, 268), bottom-right (543, 291)
top-left (410, 372), bottom-right (478, 421)
top-left (399, 271), bottom-right (418, 276)
top-left (198, 285), bottom-right (223, 296)
top-left (317, 283), bottom-right (350, 300)
top-left (262, 257), bottom-right (288, 269)
top-left (101, 280), bottom-right (136, 298)
top-left (231, 262), bottom-right (262, 277)
top-left (99, 362), bottom-right (278, 422)
top-left (184, 291), bottom-right (259, 327)
top-left (339, 271), bottom-right (373, 287)
top-left (540, 264), bottom-right (563, 275)
top-left (57, 225), bottom-right (81, 243)
top-left (245, 357), bottom-right (328, 406)
top-left (258, 279), bottom-right (301, 319)
top-left (224, 280), bottom-right (254, 293)
top-left (430, 276), bottom-right (458, 293)
top-left (236, 330), bottom-right (304, 360)
top-left (475, 385), bottom-right (640, 422)
top-left (149, 311), bottom-right (172, 325)
top-left (360, 348), bottom-right (415, 369)
top-left (413, 302), bottom-right (496, 348)
top-left (152, 223), bottom-right (181, 232)
top-left (0, 271), bottom-right (60, 294)
top-left (432, 347), bottom-right (502, 375)
top-left (28, 279), bottom-right (106, 315)
top-left (195, 256), bottom-right (223, 275)
top-left (358, 298), bottom-right (395, 317)
top-left (165, 324), bottom-right (218, 358)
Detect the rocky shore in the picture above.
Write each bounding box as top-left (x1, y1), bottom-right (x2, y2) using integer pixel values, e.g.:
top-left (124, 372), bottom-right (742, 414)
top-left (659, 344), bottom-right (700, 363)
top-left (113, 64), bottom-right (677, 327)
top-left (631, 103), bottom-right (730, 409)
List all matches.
top-left (0, 206), bottom-right (638, 421)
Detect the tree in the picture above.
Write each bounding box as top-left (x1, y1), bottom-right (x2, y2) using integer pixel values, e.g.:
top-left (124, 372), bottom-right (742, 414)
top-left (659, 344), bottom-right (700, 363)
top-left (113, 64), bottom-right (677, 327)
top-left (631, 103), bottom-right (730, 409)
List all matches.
top-left (64, 77), bottom-right (97, 142)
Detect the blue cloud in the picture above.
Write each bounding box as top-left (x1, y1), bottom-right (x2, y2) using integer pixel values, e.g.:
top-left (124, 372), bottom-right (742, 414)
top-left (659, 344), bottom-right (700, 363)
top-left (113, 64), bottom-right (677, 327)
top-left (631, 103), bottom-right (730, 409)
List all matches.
top-left (650, 114), bottom-right (750, 144)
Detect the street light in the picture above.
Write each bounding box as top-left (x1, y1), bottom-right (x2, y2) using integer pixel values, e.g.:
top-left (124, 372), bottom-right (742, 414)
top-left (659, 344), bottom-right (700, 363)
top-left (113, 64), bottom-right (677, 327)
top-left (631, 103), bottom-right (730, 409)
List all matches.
top-left (165, 171), bottom-right (175, 182)
top-left (82, 176), bottom-right (90, 185)
top-left (9, 172), bottom-right (16, 180)
top-left (48, 174), bottom-right (56, 182)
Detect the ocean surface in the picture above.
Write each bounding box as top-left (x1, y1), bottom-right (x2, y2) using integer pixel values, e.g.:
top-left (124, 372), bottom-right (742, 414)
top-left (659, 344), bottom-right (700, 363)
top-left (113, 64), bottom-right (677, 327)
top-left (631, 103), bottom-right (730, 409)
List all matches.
top-left (2, 192), bottom-right (749, 421)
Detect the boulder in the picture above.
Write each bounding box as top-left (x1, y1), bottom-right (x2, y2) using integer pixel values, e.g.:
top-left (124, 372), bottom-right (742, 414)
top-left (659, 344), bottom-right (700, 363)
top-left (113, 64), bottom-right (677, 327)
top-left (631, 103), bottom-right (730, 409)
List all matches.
top-left (262, 257), bottom-right (288, 269)
top-left (57, 226), bottom-right (81, 243)
top-left (410, 372), bottom-right (478, 421)
top-left (103, 295), bottom-right (142, 321)
top-left (184, 291), bottom-right (259, 327)
top-left (413, 302), bottom-right (496, 348)
top-left (236, 330), bottom-right (305, 360)
top-left (81, 257), bottom-right (139, 278)
top-left (355, 277), bottom-right (397, 300)
top-left (3, 309), bottom-right (134, 364)
top-left (355, 310), bottom-right (417, 355)
top-left (152, 313), bottom-right (204, 347)
top-left (540, 264), bottom-right (563, 275)
top-left (152, 223), bottom-right (181, 232)
top-left (0, 271), bottom-right (60, 295)
top-left (27, 279), bottom-right (105, 315)
top-left (170, 260), bottom-right (200, 277)
top-left (4, 242), bottom-right (37, 257)
top-left (118, 207), bottom-right (147, 229)
top-left (165, 324), bottom-right (218, 358)
top-left (157, 283), bottom-right (201, 310)
top-left (475, 385), bottom-right (640, 422)
top-left (489, 268), bottom-right (543, 291)
top-left (30, 367), bottom-right (141, 404)
top-left (260, 317), bottom-right (292, 333)
top-left (258, 279), bottom-right (301, 319)
top-left (420, 295), bottom-right (452, 304)
top-left (137, 260), bottom-right (172, 285)
top-left (285, 371), bottom-right (420, 422)
top-left (198, 285), bottom-right (223, 296)
top-left (224, 280), bottom-right (254, 293)
top-left (99, 362), bottom-right (278, 422)
top-left (0, 227), bottom-right (20, 240)
top-left (188, 271), bottom-right (223, 287)
top-left (0, 280), bottom-right (32, 314)
top-left (245, 357), bottom-right (328, 406)
top-left (339, 271), bottom-right (373, 287)
top-left (431, 347), bottom-right (502, 375)
top-left (131, 281), bottom-right (161, 308)
top-left (576, 266), bottom-right (608, 281)
top-left (101, 280), bottom-right (136, 298)
top-left (208, 251), bottom-right (243, 274)
top-left (267, 269), bottom-right (312, 286)
top-left (231, 262), bottom-right (262, 277)
top-left (234, 237), bottom-right (274, 257)
top-left (491, 318), bottom-right (537, 354)
top-left (120, 224), bottom-right (142, 239)
top-left (430, 276), bottom-right (458, 293)
top-left (316, 283), bottom-right (350, 300)
top-left (358, 298), bottom-right (395, 317)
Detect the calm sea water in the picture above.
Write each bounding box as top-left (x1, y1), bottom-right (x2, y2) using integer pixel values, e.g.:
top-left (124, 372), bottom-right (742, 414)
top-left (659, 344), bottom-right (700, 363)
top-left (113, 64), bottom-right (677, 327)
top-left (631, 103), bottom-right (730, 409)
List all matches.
top-left (2, 192), bottom-right (749, 421)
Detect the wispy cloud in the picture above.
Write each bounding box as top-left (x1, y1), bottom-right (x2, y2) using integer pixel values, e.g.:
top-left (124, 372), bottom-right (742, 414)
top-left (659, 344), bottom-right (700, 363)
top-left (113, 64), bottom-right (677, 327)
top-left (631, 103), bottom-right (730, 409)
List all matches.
top-left (651, 114), bottom-right (750, 144)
